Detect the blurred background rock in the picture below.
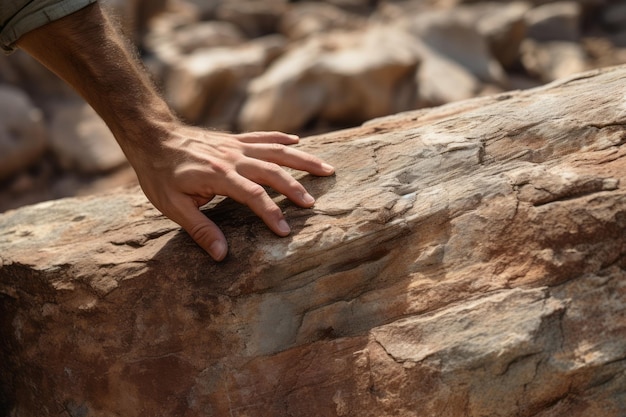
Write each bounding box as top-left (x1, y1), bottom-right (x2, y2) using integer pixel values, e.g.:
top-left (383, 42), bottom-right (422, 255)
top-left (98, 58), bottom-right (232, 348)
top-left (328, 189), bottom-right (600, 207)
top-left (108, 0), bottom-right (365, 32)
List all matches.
top-left (1, 0), bottom-right (625, 213)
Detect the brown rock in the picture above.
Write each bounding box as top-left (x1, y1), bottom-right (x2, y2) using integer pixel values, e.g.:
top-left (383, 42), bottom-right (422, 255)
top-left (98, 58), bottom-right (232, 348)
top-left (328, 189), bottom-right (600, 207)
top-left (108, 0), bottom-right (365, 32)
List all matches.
top-left (400, 9), bottom-right (508, 86)
top-left (145, 20), bottom-right (246, 56)
top-left (164, 35), bottom-right (286, 128)
top-left (460, 1), bottom-right (531, 69)
top-left (0, 85), bottom-right (47, 181)
top-left (49, 101), bottom-right (128, 174)
top-left (521, 39), bottom-right (589, 82)
top-left (0, 50), bottom-right (76, 98)
top-left (279, 2), bottom-right (367, 41)
top-left (239, 25), bottom-right (420, 132)
top-left (2, 65), bottom-right (626, 416)
top-left (215, 0), bottom-right (288, 38)
top-left (101, 0), bottom-right (170, 43)
top-left (415, 51), bottom-right (481, 105)
top-left (525, 1), bottom-right (582, 42)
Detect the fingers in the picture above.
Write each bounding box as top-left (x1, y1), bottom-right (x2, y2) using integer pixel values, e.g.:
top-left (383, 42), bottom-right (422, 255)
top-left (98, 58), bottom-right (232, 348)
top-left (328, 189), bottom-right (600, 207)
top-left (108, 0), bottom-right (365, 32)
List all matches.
top-left (235, 131), bottom-right (300, 145)
top-left (143, 129), bottom-right (335, 262)
top-left (170, 198), bottom-right (229, 261)
top-left (221, 172), bottom-right (292, 237)
top-left (233, 130), bottom-right (335, 176)
top-left (243, 143), bottom-right (335, 177)
top-left (237, 159), bottom-right (316, 208)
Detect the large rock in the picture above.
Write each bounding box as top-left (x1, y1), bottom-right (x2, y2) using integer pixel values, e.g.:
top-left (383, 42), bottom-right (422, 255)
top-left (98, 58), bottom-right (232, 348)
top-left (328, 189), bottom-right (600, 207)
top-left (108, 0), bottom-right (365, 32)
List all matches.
top-left (164, 35), bottom-right (286, 128)
top-left (214, 0), bottom-right (288, 38)
top-left (525, 1), bottom-right (581, 42)
top-left (521, 39), bottom-right (589, 82)
top-left (279, 2), bottom-right (367, 41)
top-left (401, 9), bottom-right (508, 86)
top-left (453, 1), bottom-right (531, 69)
top-left (239, 25), bottom-right (420, 132)
top-left (1, 65), bottom-right (626, 416)
top-left (49, 101), bottom-right (128, 174)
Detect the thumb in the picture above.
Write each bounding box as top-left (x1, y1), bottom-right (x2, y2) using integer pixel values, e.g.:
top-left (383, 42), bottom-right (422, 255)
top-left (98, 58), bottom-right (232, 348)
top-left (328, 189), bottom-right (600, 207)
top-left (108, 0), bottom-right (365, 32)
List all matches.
top-left (175, 202), bottom-right (229, 261)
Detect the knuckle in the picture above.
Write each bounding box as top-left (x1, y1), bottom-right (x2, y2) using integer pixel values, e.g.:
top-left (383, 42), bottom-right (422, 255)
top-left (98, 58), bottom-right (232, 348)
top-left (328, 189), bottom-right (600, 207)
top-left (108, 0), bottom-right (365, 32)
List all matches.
top-left (263, 161), bottom-right (283, 175)
top-left (189, 222), bottom-right (215, 243)
top-left (265, 203), bottom-right (283, 218)
top-left (213, 162), bottom-right (235, 177)
top-left (268, 142), bottom-right (286, 153)
top-left (246, 184), bottom-right (267, 200)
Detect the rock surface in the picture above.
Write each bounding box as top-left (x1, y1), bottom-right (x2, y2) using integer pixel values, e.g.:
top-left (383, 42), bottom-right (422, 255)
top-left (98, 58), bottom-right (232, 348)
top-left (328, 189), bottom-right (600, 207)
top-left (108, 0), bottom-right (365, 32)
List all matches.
top-left (1, 64), bottom-right (626, 416)
top-left (2, 0), bottom-right (626, 212)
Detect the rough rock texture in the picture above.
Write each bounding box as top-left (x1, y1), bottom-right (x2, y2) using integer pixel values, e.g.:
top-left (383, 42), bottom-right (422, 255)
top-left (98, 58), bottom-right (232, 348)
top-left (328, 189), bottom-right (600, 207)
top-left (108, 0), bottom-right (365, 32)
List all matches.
top-left (2, 65), bottom-right (626, 416)
top-left (3, 0), bottom-right (626, 213)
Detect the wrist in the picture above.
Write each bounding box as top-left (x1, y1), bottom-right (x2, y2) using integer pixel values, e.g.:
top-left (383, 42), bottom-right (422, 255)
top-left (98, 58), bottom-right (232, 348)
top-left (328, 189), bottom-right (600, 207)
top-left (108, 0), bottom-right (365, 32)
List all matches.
top-left (111, 114), bottom-right (180, 168)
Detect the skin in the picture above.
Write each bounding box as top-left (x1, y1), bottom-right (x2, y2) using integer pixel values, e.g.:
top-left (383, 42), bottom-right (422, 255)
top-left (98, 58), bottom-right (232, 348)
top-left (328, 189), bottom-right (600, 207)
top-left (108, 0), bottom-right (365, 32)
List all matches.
top-left (17, 2), bottom-right (335, 261)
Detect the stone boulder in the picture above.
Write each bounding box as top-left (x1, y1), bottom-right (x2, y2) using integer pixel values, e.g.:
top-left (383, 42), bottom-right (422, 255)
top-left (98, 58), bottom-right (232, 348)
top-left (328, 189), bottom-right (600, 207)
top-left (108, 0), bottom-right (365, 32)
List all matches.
top-left (525, 1), bottom-right (581, 43)
top-left (163, 35), bottom-right (286, 128)
top-left (521, 39), bottom-right (588, 82)
top-left (239, 25), bottom-right (421, 132)
top-left (49, 101), bottom-right (128, 174)
top-left (214, 0), bottom-right (288, 38)
top-left (2, 64), bottom-right (626, 416)
top-left (279, 2), bottom-right (367, 41)
top-left (401, 9), bottom-right (508, 86)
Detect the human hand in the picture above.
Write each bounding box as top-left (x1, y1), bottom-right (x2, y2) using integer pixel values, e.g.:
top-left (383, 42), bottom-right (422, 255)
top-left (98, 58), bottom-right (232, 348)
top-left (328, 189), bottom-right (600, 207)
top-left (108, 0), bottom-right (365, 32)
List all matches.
top-left (15, 4), bottom-right (335, 261)
top-left (128, 125), bottom-right (335, 261)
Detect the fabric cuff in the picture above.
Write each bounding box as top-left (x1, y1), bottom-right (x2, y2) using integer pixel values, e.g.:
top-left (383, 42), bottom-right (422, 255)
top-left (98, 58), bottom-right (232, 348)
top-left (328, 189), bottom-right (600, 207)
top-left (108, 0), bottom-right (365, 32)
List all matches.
top-left (1, 0), bottom-right (97, 54)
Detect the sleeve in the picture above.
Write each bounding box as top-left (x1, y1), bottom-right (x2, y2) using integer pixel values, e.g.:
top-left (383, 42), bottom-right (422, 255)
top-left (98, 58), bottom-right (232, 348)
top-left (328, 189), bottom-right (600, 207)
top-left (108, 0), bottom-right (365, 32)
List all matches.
top-left (0, 0), bottom-right (97, 54)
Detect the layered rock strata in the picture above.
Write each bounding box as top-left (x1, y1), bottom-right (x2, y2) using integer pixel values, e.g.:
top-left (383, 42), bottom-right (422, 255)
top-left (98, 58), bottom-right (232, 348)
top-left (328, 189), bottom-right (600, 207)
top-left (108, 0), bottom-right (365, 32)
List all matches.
top-left (1, 65), bottom-right (626, 416)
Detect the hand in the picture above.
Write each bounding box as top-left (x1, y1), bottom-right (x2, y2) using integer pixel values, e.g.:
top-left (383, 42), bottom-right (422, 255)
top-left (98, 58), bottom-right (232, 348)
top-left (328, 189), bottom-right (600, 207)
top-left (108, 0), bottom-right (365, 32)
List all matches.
top-left (128, 124), bottom-right (335, 261)
top-left (14, 2), bottom-right (335, 262)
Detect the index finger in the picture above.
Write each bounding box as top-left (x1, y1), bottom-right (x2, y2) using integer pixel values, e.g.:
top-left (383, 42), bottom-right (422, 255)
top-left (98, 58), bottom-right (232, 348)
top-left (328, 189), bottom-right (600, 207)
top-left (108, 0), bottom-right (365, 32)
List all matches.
top-left (217, 170), bottom-right (293, 237)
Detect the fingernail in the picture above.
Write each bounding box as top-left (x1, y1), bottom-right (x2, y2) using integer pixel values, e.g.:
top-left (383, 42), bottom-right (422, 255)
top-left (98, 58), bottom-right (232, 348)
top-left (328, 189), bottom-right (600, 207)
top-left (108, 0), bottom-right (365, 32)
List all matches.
top-left (322, 163), bottom-right (335, 173)
top-left (209, 240), bottom-right (227, 261)
top-left (289, 134), bottom-right (299, 141)
top-left (277, 219), bottom-right (291, 235)
top-left (301, 192), bottom-right (315, 205)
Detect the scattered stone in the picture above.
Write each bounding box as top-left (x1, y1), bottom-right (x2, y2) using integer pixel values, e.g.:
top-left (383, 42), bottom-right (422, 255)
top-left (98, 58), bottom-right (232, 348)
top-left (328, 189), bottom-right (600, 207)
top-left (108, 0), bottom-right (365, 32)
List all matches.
top-left (401, 9), bottom-right (508, 85)
top-left (0, 50), bottom-right (75, 98)
top-left (49, 101), bottom-right (128, 174)
top-left (601, 1), bottom-right (626, 30)
top-left (239, 25), bottom-right (420, 132)
top-left (521, 39), bottom-right (589, 82)
top-left (180, 0), bottom-right (221, 20)
top-left (165, 35), bottom-right (286, 128)
top-left (0, 85), bottom-right (46, 181)
top-left (466, 1), bottom-right (531, 69)
top-left (215, 0), bottom-right (288, 37)
top-left (415, 49), bottom-right (481, 106)
top-left (525, 1), bottom-right (582, 42)
top-left (279, 2), bottom-right (367, 40)
top-left (145, 20), bottom-right (246, 56)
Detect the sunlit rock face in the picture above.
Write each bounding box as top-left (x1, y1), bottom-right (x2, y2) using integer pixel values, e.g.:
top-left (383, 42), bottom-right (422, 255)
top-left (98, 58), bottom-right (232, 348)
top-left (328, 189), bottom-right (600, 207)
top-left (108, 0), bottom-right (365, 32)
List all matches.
top-left (2, 0), bottom-right (626, 216)
top-left (1, 65), bottom-right (626, 416)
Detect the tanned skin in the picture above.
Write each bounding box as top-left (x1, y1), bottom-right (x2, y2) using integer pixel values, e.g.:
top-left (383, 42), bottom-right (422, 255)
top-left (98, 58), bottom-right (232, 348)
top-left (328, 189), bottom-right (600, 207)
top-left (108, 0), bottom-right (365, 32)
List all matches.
top-left (17, 2), bottom-right (334, 261)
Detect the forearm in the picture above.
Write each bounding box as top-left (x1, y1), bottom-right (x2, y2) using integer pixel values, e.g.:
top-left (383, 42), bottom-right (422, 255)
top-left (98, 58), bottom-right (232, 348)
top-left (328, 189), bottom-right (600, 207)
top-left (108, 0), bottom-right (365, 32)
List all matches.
top-left (14, 1), bottom-right (335, 261)
top-left (16, 2), bottom-right (175, 159)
